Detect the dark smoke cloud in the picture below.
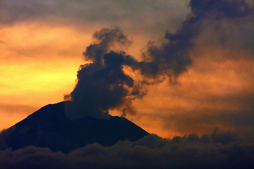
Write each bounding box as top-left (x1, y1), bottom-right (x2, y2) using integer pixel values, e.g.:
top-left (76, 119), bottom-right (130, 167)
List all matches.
top-left (190, 0), bottom-right (252, 19)
top-left (142, 0), bottom-right (253, 76)
top-left (66, 0), bottom-right (253, 117)
top-left (190, 0), bottom-right (254, 55)
top-left (65, 27), bottom-right (141, 117)
top-left (66, 23), bottom-right (194, 117)
top-left (151, 0), bottom-right (254, 140)
top-left (0, 130), bottom-right (253, 169)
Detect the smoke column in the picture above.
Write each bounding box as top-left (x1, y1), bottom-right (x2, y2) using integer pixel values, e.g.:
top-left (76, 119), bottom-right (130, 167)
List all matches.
top-left (66, 0), bottom-right (253, 118)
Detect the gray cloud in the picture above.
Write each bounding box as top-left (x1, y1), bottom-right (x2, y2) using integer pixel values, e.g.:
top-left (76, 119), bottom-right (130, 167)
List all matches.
top-left (0, 0), bottom-right (189, 36)
top-left (0, 131), bottom-right (253, 169)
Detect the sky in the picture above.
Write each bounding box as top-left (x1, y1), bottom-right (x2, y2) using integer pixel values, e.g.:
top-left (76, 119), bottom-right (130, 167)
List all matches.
top-left (0, 0), bottom-right (254, 144)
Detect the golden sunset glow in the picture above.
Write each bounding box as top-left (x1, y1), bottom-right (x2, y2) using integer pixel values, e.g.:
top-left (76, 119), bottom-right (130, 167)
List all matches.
top-left (127, 49), bottom-right (254, 139)
top-left (0, 22), bottom-right (151, 130)
top-left (0, 23), bottom-right (92, 130)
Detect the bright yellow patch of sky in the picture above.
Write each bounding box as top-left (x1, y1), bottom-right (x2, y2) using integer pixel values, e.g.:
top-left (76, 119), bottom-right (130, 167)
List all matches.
top-left (0, 23), bottom-right (93, 129)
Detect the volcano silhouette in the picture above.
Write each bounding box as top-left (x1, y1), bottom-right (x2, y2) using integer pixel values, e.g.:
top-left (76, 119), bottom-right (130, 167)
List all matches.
top-left (2, 101), bottom-right (149, 153)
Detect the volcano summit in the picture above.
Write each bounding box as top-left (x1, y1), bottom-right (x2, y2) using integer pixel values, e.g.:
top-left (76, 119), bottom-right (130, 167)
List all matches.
top-left (0, 101), bottom-right (149, 153)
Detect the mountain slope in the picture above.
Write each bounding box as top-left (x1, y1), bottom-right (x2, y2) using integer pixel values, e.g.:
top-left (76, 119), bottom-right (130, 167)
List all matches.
top-left (1, 101), bottom-right (149, 153)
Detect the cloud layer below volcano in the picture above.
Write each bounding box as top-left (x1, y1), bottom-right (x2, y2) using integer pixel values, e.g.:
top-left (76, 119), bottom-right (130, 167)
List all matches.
top-left (0, 131), bottom-right (253, 169)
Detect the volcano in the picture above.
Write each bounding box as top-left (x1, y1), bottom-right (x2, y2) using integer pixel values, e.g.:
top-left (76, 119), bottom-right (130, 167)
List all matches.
top-left (0, 101), bottom-right (149, 153)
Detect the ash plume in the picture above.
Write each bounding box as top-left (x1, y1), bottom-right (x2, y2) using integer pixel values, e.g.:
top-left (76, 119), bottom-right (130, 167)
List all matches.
top-left (65, 24), bottom-right (195, 118)
top-left (141, 0), bottom-right (253, 77)
top-left (65, 27), bottom-right (140, 118)
top-left (66, 0), bottom-right (253, 118)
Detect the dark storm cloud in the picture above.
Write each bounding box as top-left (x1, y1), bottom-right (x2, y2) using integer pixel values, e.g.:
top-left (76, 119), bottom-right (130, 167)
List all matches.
top-left (0, 131), bottom-right (253, 169)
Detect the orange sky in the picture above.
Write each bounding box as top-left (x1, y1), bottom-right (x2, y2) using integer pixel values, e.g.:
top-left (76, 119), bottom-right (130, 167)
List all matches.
top-left (0, 22), bottom-right (154, 130)
top-left (0, 0), bottom-right (254, 143)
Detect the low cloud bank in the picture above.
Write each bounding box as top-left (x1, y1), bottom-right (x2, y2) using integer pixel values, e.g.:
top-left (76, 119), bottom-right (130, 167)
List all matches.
top-left (0, 129), bottom-right (253, 169)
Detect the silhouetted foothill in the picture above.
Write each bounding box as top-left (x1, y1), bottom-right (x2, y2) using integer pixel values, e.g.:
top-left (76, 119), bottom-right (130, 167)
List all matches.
top-left (0, 102), bottom-right (149, 153)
